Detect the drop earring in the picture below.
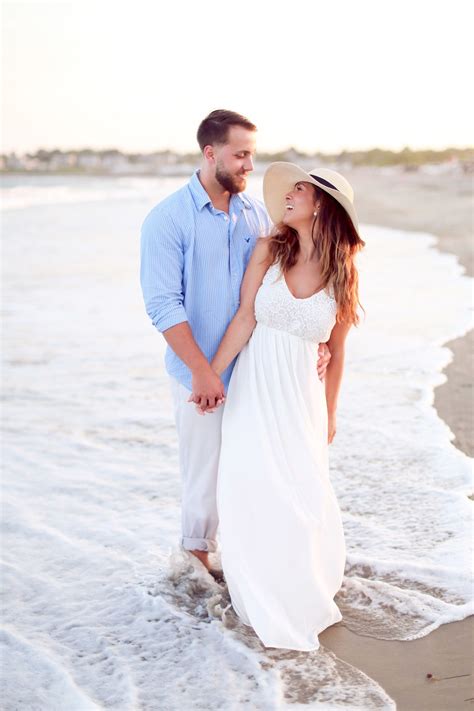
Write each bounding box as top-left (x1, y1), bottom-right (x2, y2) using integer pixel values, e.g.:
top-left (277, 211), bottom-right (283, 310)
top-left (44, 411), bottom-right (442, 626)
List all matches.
top-left (313, 211), bottom-right (318, 217)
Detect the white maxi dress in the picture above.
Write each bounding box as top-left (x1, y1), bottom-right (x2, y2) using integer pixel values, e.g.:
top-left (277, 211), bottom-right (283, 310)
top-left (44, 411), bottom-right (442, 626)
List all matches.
top-left (216, 263), bottom-right (346, 651)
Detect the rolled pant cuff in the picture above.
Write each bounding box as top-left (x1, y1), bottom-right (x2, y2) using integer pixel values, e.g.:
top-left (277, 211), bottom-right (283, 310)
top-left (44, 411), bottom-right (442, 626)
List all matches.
top-left (182, 536), bottom-right (218, 553)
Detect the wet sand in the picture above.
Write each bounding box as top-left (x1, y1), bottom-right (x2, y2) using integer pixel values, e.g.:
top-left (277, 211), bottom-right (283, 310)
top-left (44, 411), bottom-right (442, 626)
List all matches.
top-left (322, 617), bottom-right (473, 711)
top-left (322, 166), bottom-right (473, 710)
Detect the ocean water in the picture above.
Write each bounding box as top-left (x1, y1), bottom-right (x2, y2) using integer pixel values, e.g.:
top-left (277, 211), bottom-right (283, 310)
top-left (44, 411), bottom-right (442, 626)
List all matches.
top-left (1, 174), bottom-right (472, 710)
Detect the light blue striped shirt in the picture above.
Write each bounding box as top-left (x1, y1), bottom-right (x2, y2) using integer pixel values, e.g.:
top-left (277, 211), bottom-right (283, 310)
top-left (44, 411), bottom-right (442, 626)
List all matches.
top-left (140, 170), bottom-right (271, 391)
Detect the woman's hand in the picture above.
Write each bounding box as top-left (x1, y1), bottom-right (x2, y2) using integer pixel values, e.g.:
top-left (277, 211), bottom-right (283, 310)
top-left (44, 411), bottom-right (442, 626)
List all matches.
top-left (194, 396), bottom-right (225, 416)
top-left (328, 412), bottom-right (336, 444)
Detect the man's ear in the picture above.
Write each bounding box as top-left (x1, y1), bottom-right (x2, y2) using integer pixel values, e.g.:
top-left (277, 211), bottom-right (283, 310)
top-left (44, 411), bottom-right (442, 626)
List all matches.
top-left (203, 145), bottom-right (215, 163)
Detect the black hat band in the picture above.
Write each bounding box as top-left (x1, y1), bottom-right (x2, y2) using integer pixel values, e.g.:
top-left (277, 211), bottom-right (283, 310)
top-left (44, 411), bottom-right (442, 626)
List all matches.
top-left (309, 174), bottom-right (339, 192)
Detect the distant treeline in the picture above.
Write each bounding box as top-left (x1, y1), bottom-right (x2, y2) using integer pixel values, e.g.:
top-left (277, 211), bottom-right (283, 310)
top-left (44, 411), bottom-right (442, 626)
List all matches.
top-left (258, 146), bottom-right (474, 166)
top-left (2, 146), bottom-right (473, 174)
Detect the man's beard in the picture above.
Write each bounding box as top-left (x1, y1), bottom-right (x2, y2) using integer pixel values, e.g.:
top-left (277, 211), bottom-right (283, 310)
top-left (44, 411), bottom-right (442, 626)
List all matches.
top-left (215, 162), bottom-right (246, 194)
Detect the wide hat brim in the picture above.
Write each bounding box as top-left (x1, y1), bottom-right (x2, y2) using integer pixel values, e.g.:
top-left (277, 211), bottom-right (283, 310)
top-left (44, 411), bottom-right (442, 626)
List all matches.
top-left (263, 162), bottom-right (360, 235)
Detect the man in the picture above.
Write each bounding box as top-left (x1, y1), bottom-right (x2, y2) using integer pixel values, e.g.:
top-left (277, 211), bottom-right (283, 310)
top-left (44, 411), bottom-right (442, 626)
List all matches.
top-left (140, 110), bottom-right (330, 577)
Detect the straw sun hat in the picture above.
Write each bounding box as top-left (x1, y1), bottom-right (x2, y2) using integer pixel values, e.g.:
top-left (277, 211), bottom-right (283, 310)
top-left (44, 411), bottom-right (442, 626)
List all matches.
top-left (263, 162), bottom-right (360, 235)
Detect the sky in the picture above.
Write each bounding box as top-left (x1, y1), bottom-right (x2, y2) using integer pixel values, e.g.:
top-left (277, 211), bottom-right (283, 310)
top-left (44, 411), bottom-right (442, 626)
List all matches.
top-left (1, 0), bottom-right (473, 155)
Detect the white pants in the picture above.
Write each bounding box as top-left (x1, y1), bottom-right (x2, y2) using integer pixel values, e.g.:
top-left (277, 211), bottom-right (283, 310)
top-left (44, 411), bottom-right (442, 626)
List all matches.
top-left (170, 377), bottom-right (225, 552)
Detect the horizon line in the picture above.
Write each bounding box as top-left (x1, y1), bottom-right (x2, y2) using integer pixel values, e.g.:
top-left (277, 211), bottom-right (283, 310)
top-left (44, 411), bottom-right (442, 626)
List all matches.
top-left (2, 144), bottom-right (473, 158)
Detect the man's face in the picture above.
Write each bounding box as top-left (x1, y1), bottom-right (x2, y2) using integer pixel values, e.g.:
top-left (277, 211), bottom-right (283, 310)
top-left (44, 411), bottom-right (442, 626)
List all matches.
top-left (213, 126), bottom-right (256, 194)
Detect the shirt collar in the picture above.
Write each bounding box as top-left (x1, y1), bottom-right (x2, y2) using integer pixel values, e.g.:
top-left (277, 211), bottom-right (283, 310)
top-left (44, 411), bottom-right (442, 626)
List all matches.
top-left (189, 170), bottom-right (252, 212)
top-left (189, 170), bottom-right (211, 211)
top-left (233, 192), bottom-right (252, 211)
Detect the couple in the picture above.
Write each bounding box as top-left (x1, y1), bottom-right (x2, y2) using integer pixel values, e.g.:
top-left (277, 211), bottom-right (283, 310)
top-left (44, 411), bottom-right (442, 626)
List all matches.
top-left (140, 109), bottom-right (365, 651)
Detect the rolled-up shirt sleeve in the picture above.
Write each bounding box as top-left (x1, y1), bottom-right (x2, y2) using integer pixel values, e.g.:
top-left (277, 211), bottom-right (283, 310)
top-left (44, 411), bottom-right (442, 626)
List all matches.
top-left (140, 208), bottom-right (188, 333)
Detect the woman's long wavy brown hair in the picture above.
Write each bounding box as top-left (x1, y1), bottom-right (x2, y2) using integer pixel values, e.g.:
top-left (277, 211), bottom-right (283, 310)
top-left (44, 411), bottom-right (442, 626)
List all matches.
top-left (267, 185), bottom-right (366, 325)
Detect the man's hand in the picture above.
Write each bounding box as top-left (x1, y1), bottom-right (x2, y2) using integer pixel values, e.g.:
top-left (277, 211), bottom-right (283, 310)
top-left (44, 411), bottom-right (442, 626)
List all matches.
top-left (188, 366), bottom-right (225, 413)
top-left (317, 342), bottom-right (331, 381)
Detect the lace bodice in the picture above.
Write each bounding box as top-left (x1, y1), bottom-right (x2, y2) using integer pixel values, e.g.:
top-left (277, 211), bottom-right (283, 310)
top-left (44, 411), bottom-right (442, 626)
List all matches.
top-left (254, 263), bottom-right (337, 342)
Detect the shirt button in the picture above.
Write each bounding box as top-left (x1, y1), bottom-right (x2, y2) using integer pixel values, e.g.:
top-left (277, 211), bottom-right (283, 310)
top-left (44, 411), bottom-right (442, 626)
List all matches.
top-left (223, 215), bottom-right (229, 221)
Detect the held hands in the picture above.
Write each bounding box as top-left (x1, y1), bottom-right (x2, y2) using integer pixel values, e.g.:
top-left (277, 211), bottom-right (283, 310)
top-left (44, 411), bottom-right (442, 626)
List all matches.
top-left (188, 365), bottom-right (226, 416)
top-left (317, 342), bottom-right (331, 380)
top-left (188, 343), bottom-right (331, 415)
top-left (193, 397), bottom-right (225, 415)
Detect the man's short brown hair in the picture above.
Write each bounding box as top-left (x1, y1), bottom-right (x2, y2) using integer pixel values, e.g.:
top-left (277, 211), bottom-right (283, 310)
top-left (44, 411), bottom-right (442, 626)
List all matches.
top-left (197, 109), bottom-right (257, 151)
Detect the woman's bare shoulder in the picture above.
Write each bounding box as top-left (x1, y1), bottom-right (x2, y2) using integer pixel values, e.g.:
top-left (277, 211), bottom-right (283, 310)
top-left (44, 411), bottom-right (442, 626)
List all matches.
top-left (252, 235), bottom-right (273, 264)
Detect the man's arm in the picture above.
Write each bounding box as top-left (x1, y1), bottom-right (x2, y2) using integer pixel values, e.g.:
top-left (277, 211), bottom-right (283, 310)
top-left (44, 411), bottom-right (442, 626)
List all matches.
top-left (140, 209), bottom-right (224, 409)
top-left (163, 323), bottom-right (224, 409)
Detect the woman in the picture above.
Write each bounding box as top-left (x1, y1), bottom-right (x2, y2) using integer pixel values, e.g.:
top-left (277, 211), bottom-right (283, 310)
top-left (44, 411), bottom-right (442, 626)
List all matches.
top-left (211, 162), bottom-right (365, 651)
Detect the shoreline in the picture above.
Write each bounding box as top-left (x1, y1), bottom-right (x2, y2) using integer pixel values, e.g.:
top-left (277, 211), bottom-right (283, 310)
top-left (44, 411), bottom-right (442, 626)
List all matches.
top-left (321, 167), bottom-right (473, 710)
top-left (4, 169), bottom-right (471, 708)
top-left (345, 166), bottom-right (473, 458)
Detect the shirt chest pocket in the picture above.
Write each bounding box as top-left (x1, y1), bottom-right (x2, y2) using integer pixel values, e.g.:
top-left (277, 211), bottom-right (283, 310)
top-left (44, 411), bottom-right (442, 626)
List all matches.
top-left (238, 234), bottom-right (256, 269)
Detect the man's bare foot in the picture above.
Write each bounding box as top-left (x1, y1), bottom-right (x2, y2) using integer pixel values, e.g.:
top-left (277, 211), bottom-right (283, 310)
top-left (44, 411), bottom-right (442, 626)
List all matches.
top-left (189, 549), bottom-right (225, 584)
top-left (189, 549), bottom-right (211, 570)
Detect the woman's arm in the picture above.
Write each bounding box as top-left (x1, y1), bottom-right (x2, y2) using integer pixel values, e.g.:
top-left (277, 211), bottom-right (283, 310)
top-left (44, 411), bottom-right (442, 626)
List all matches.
top-left (324, 319), bottom-right (352, 443)
top-left (211, 238), bottom-right (272, 376)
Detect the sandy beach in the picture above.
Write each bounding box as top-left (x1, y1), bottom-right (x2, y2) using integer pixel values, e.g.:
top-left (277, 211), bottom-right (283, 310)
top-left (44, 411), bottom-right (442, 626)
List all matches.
top-left (321, 166), bottom-right (473, 710)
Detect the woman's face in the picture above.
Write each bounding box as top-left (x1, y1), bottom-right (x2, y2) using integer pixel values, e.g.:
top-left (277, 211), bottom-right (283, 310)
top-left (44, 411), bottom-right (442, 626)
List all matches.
top-left (282, 181), bottom-right (318, 228)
